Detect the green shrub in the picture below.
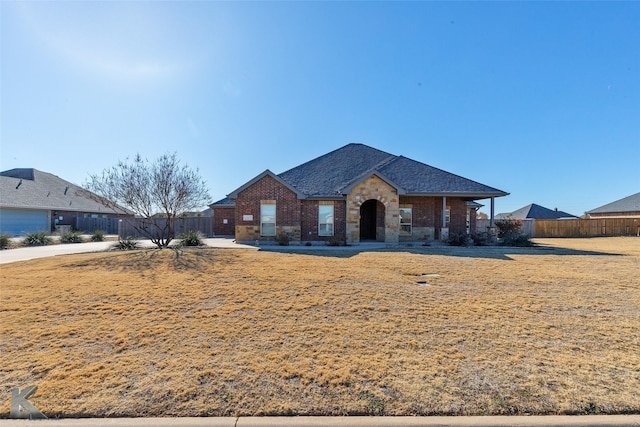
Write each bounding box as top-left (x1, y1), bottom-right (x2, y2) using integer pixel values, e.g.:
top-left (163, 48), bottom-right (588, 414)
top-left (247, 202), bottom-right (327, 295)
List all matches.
top-left (112, 237), bottom-right (139, 251)
top-left (91, 230), bottom-right (106, 242)
top-left (496, 219), bottom-right (523, 238)
top-left (23, 231), bottom-right (53, 246)
top-left (448, 231), bottom-right (472, 246)
top-left (60, 230), bottom-right (84, 243)
top-left (276, 232), bottom-right (290, 246)
top-left (179, 230), bottom-right (204, 246)
top-left (471, 232), bottom-right (490, 246)
top-left (0, 234), bottom-right (11, 249)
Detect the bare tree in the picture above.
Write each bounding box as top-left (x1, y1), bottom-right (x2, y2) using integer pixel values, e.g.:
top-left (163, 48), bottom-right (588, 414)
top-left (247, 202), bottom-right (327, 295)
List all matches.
top-left (87, 153), bottom-right (211, 248)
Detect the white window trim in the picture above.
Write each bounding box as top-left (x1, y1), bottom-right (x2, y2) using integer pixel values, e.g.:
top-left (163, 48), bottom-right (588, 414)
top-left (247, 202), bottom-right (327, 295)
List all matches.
top-left (399, 206), bottom-right (412, 236)
top-left (260, 202), bottom-right (276, 237)
top-left (318, 204), bottom-right (334, 237)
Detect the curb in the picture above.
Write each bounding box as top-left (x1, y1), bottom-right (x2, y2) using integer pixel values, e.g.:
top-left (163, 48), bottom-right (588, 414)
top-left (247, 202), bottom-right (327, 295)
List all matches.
top-left (1, 416), bottom-right (639, 427)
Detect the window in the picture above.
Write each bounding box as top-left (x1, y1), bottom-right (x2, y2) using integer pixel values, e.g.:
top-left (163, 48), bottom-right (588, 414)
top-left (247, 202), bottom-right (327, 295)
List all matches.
top-left (445, 206), bottom-right (451, 225)
top-left (260, 202), bottom-right (276, 236)
top-left (318, 204), bottom-right (334, 236)
top-left (399, 207), bottom-right (412, 235)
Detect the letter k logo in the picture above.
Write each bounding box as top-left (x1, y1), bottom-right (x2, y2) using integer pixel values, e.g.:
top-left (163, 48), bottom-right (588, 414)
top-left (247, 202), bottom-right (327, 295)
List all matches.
top-left (10, 385), bottom-right (47, 419)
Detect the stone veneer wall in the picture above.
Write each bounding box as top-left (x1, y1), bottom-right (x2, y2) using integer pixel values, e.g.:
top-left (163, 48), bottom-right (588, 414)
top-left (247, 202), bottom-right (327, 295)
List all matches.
top-left (345, 175), bottom-right (399, 244)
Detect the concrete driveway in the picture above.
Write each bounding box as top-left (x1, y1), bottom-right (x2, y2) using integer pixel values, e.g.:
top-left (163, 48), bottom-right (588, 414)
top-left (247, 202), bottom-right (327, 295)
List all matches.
top-left (0, 238), bottom-right (255, 264)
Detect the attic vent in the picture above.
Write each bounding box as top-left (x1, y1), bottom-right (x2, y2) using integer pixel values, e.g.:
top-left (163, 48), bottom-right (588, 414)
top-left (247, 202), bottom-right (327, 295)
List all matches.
top-left (16, 179), bottom-right (22, 189)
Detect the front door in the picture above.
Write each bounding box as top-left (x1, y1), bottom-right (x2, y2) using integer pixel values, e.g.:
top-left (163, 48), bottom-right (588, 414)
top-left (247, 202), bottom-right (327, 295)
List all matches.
top-left (359, 200), bottom-right (378, 240)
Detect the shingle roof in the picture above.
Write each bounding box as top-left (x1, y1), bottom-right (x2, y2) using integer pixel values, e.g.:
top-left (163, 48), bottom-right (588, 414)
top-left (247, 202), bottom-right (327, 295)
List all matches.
top-left (496, 203), bottom-right (577, 220)
top-left (0, 168), bottom-right (124, 214)
top-left (277, 144), bottom-right (395, 197)
top-left (274, 143), bottom-right (507, 199)
top-left (586, 192), bottom-right (640, 214)
top-left (210, 197), bottom-right (235, 207)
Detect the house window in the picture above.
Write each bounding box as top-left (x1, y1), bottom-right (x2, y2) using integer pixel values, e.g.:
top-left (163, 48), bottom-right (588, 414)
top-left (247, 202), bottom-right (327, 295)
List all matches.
top-left (466, 209), bottom-right (471, 235)
top-left (260, 202), bottom-right (276, 236)
top-left (318, 204), bottom-right (334, 236)
top-left (445, 206), bottom-right (451, 225)
top-left (399, 207), bottom-right (412, 235)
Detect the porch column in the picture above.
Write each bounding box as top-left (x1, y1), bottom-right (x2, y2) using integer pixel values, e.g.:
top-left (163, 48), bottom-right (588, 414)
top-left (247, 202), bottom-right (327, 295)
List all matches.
top-left (442, 196), bottom-right (447, 228)
top-left (490, 197), bottom-right (495, 228)
top-left (488, 197), bottom-right (497, 243)
top-left (440, 196), bottom-right (449, 241)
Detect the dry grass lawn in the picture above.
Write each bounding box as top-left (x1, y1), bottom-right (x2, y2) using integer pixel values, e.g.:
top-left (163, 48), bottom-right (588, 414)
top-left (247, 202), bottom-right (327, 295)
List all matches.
top-left (1, 237), bottom-right (639, 417)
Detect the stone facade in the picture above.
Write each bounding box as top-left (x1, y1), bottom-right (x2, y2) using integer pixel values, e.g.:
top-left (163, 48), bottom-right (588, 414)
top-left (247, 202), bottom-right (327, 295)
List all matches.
top-left (345, 175), bottom-right (400, 244)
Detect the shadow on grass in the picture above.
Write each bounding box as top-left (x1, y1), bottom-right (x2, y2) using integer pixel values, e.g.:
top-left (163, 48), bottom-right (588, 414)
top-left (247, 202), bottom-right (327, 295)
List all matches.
top-left (63, 247), bottom-right (217, 271)
top-left (258, 244), bottom-right (625, 260)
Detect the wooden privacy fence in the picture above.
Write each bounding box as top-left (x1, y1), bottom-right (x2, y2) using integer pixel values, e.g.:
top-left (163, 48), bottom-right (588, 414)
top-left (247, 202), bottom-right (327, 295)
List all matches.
top-left (76, 217), bottom-right (121, 234)
top-left (534, 218), bottom-right (640, 238)
top-left (118, 216), bottom-right (213, 239)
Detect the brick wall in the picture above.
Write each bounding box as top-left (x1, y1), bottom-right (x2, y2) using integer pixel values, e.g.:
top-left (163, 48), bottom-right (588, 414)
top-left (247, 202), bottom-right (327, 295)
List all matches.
top-left (234, 175), bottom-right (301, 242)
top-left (398, 196), bottom-right (469, 238)
top-left (300, 200), bottom-right (346, 242)
top-left (213, 207), bottom-right (235, 236)
top-left (448, 198), bottom-right (468, 235)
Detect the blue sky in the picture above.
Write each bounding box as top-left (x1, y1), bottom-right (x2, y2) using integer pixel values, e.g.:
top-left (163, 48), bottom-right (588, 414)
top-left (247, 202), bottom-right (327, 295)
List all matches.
top-left (1, 1), bottom-right (638, 216)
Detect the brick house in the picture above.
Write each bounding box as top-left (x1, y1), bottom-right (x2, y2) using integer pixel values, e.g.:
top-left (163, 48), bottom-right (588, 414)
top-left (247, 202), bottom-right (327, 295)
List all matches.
top-left (211, 144), bottom-right (508, 244)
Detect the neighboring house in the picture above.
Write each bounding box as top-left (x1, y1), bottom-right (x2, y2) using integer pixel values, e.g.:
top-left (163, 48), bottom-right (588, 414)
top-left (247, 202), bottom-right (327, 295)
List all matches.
top-left (495, 203), bottom-right (577, 220)
top-left (586, 192), bottom-right (640, 218)
top-left (0, 168), bottom-right (129, 236)
top-left (211, 143), bottom-right (508, 244)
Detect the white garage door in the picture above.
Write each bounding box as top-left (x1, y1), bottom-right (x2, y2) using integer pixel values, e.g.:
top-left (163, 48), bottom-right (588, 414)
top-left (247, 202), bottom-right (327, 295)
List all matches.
top-left (0, 209), bottom-right (49, 236)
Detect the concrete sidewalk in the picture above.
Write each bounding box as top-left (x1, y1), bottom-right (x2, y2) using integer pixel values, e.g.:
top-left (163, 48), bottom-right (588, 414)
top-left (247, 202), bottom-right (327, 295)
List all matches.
top-left (0, 415), bottom-right (638, 426)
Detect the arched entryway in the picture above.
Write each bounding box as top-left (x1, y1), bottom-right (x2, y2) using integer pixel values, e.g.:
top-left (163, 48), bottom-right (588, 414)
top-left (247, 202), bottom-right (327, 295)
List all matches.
top-left (360, 199), bottom-right (385, 241)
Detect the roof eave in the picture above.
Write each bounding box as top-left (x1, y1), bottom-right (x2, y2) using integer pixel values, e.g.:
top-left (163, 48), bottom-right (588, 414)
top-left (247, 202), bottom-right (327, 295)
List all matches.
top-left (404, 191), bottom-right (510, 199)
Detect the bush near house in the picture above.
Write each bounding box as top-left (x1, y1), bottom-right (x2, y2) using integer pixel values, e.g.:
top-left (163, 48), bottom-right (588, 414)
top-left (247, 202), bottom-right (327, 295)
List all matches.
top-left (91, 230), bottom-right (106, 242)
top-left (60, 230), bottom-right (84, 244)
top-left (22, 231), bottom-right (53, 246)
top-left (111, 237), bottom-right (139, 251)
top-left (179, 230), bottom-right (204, 247)
top-left (0, 234), bottom-right (11, 249)
top-left (496, 219), bottom-right (533, 247)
